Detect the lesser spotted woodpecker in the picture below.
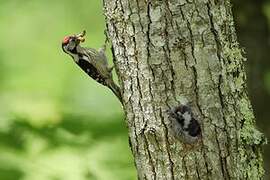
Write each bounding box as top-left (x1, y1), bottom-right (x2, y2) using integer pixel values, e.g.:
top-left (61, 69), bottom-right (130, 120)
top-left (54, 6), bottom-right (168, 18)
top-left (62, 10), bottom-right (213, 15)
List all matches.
top-left (61, 30), bottom-right (122, 102)
top-left (167, 104), bottom-right (201, 143)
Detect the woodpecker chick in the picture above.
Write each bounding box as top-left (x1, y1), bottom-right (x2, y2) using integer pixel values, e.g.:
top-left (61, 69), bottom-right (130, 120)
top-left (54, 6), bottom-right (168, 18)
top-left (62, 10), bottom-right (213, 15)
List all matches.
top-left (167, 104), bottom-right (201, 144)
top-left (61, 30), bottom-right (122, 102)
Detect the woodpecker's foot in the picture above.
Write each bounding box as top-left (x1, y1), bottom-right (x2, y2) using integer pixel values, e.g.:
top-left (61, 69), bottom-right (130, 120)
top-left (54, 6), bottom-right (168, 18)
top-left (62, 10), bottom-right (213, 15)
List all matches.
top-left (101, 32), bottom-right (111, 52)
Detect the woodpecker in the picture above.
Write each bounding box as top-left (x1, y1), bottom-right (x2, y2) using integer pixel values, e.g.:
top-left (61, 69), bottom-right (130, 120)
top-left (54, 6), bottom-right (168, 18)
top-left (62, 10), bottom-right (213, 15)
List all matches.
top-left (61, 30), bottom-right (122, 102)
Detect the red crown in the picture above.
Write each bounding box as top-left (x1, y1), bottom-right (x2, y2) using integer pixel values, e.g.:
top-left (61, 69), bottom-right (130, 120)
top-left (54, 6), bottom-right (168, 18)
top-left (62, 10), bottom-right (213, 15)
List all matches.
top-left (62, 36), bottom-right (70, 44)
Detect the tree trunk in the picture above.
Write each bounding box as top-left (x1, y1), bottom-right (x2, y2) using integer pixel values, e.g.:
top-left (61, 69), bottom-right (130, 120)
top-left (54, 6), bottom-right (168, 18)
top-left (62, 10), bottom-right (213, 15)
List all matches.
top-left (102, 0), bottom-right (265, 179)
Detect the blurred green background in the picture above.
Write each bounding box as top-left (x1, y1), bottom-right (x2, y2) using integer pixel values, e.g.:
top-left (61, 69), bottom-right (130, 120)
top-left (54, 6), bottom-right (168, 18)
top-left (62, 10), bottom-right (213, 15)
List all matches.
top-left (0, 0), bottom-right (136, 180)
top-left (0, 0), bottom-right (269, 179)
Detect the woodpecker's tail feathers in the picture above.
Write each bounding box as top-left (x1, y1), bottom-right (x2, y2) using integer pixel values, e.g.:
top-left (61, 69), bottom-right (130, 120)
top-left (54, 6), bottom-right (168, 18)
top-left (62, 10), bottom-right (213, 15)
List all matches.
top-left (107, 80), bottom-right (122, 103)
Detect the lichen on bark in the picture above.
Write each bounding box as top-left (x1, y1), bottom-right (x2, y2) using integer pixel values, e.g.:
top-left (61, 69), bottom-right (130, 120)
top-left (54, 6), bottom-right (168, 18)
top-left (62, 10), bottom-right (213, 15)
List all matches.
top-left (102, 0), bottom-right (265, 179)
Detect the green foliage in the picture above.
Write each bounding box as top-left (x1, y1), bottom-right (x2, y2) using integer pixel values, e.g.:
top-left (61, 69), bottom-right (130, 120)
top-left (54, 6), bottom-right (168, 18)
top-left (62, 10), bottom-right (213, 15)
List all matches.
top-left (0, 0), bottom-right (136, 179)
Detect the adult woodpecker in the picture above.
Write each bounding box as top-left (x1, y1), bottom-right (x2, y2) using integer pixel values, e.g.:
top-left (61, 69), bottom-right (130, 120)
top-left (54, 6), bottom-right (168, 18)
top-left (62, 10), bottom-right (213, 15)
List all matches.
top-left (61, 30), bottom-right (122, 102)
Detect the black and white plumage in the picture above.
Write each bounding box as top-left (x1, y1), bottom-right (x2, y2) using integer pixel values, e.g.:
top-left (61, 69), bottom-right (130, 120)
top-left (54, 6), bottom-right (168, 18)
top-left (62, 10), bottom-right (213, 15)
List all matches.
top-left (61, 31), bottom-right (122, 102)
top-left (167, 104), bottom-right (201, 143)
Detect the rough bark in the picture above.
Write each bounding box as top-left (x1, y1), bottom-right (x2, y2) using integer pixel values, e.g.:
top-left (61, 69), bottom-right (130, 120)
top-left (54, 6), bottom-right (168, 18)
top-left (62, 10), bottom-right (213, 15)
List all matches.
top-left (102, 0), bottom-right (265, 179)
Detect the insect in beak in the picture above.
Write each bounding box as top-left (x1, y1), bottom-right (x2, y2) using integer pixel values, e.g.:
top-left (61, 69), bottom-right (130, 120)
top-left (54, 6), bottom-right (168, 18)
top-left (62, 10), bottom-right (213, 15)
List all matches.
top-left (75, 30), bottom-right (86, 43)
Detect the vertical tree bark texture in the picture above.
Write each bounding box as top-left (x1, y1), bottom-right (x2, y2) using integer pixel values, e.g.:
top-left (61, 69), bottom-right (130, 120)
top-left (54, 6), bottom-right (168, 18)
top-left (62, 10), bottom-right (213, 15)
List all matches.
top-left (103, 0), bottom-right (265, 179)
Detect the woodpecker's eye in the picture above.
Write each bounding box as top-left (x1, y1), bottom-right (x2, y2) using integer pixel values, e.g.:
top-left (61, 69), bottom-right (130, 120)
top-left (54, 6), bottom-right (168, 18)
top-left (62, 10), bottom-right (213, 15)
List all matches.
top-left (62, 36), bottom-right (71, 45)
